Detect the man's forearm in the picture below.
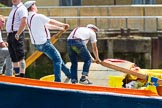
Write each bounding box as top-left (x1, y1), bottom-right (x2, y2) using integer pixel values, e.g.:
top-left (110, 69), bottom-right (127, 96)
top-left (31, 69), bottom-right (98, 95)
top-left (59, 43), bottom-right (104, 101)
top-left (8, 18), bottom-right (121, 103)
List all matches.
top-left (49, 19), bottom-right (65, 27)
top-left (16, 17), bottom-right (27, 35)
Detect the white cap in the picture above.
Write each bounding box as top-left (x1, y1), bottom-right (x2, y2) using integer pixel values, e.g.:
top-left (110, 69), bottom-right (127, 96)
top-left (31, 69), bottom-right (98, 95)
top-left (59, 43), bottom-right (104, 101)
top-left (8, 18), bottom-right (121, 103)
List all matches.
top-left (86, 24), bottom-right (99, 31)
top-left (24, 1), bottom-right (36, 9)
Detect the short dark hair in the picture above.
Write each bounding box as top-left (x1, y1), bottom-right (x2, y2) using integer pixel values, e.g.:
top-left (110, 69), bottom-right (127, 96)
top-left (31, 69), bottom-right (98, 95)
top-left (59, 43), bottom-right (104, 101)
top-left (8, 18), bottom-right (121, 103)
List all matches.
top-left (27, 4), bottom-right (34, 11)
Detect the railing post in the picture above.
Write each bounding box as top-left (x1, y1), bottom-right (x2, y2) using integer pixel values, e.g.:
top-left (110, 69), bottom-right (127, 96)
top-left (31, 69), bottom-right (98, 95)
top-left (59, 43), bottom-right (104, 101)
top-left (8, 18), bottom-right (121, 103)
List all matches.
top-left (125, 18), bottom-right (128, 28)
top-left (95, 17), bottom-right (97, 26)
top-left (156, 18), bottom-right (158, 32)
top-left (64, 18), bottom-right (66, 23)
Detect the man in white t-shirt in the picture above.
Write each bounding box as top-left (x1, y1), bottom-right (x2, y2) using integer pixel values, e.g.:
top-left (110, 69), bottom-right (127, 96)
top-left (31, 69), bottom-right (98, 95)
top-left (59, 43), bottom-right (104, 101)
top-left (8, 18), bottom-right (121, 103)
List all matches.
top-left (67, 24), bottom-right (101, 84)
top-left (6, 0), bottom-right (28, 77)
top-left (24, 1), bottom-right (71, 82)
top-left (0, 15), bottom-right (13, 76)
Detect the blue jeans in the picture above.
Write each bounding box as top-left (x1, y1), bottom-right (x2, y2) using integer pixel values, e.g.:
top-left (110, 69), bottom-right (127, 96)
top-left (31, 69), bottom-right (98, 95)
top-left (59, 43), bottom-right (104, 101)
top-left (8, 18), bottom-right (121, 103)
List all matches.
top-left (0, 47), bottom-right (13, 76)
top-left (67, 39), bottom-right (92, 83)
top-left (34, 40), bottom-right (71, 82)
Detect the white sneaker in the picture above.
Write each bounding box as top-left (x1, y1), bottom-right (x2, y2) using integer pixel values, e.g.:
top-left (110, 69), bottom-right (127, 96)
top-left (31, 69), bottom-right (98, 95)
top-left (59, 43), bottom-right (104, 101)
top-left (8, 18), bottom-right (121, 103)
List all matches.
top-left (64, 77), bottom-right (71, 83)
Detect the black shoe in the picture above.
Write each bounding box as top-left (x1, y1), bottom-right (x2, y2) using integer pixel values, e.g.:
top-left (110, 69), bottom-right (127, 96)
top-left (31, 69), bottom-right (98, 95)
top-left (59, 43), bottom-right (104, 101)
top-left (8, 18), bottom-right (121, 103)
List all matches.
top-left (72, 82), bottom-right (76, 84)
top-left (71, 79), bottom-right (78, 84)
top-left (79, 76), bottom-right (93, 85)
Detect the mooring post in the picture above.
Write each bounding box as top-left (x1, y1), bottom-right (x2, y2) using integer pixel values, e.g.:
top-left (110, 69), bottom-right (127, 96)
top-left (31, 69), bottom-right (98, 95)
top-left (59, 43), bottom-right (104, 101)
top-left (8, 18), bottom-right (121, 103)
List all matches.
top-left (151, 37), bottom-right (159, 68)
top-left (107, 39), bottom-right (114, 58)
top-left (158, 36), bottom-right (162, 68)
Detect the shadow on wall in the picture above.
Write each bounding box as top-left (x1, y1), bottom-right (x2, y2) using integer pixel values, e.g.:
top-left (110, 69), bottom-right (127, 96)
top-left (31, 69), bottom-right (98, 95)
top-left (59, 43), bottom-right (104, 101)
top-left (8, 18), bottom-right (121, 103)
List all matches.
top-left (59, 0), bottom-right (82, 6)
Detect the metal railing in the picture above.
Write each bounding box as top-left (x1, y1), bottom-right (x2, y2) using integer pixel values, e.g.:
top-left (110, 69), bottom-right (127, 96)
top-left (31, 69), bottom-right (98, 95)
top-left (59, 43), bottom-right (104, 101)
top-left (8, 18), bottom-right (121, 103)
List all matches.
top-left (2, 16), bottom-right (162, 33)
top-left (49, 16), bottom-right (162, 32)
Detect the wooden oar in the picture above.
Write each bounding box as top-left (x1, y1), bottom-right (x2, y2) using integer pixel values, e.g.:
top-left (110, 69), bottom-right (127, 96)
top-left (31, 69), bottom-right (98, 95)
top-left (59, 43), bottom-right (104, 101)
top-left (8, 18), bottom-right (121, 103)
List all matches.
top-left (100, 61), bottom-right (162, 85)
top-left (25, 31), bottom-right (64, 68)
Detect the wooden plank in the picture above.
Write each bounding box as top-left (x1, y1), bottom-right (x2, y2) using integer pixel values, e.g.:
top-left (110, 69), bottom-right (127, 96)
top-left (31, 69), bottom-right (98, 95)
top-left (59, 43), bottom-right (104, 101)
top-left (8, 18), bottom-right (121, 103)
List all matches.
top-left (100, 61), bottom-right (162, 85)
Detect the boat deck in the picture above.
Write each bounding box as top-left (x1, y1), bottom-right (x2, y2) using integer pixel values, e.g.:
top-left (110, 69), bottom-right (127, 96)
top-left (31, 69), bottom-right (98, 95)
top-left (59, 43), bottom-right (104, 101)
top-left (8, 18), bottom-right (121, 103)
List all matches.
top-left (61, 60), bottom-right (132, 87)
top-left (24, 59), bottom-right (162, 96)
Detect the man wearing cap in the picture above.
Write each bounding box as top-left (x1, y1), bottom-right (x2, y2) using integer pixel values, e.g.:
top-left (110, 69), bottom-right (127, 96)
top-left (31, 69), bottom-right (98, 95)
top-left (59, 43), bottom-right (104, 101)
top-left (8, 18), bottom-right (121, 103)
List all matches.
top-left (6, 0), bottom-right (28, 77)
top-left (24, 1), bottom-right (71, 82)
top-left (67, 24), bottom-right (101, 84)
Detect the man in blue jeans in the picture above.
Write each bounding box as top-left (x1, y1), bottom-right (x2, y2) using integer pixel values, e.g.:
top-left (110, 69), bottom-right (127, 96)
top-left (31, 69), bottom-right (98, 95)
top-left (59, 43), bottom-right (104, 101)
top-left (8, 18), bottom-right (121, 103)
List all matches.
top-left (67, 24), bottom-right (101, 84)
top-left (24, 1), bottom-right (71, 82)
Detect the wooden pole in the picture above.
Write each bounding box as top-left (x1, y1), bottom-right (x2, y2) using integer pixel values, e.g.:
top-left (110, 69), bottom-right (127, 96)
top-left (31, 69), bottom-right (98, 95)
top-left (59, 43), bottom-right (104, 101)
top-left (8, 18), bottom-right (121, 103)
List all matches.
top-left (100, 61), bottom-right (162, 85)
